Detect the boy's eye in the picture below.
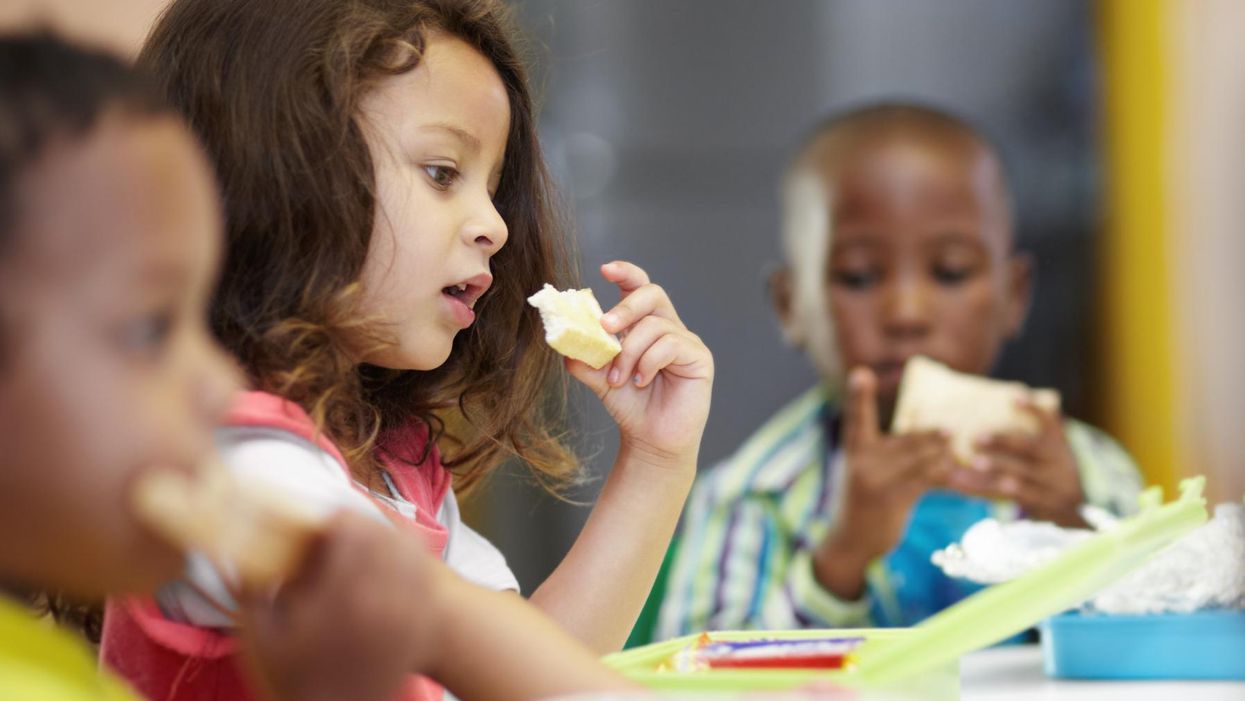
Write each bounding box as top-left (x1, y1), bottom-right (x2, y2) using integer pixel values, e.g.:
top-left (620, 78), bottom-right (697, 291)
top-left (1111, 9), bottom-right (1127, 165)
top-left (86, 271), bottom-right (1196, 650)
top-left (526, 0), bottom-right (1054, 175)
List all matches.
top-left (831, 268), bottom-right (881, 290)
top-left (423, 164), bottom-right (459, 190)
top-left (119, 312), bottom-right (173, 357)
top-left (931, 264), bottom-right (977, 285)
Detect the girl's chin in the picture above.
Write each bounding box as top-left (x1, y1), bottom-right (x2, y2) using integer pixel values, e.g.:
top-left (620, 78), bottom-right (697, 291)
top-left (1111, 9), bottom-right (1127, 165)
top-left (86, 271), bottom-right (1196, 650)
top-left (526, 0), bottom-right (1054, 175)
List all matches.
top-left (362, 342), bottom-right (453, 372)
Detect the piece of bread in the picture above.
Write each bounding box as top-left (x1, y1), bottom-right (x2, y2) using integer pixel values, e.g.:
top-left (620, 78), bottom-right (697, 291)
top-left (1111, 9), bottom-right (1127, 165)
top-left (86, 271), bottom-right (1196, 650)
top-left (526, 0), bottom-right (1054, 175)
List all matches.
top-left (527, 283), bottom-right (622, 369)
top-left (131, 464), bottom-right (327, 588)
top-left (892, 356), bottom-right (1061, 464)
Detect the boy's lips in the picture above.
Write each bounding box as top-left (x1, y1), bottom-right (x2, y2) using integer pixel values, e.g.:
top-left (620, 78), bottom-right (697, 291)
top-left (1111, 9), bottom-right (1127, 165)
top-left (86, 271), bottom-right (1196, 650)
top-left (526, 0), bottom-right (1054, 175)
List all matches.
top-left (872, 360), bottom-right (909, 387)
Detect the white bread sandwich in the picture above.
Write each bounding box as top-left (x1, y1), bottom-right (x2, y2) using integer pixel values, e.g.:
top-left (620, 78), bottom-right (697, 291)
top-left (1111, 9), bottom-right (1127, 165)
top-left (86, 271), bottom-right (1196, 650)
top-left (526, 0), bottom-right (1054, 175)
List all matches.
top-left (892, 356), bottom-right (1061, 464)
top-left (131, 463), bottom-right (328, 588)
top-left (527, 283), bottom-right (622, 369)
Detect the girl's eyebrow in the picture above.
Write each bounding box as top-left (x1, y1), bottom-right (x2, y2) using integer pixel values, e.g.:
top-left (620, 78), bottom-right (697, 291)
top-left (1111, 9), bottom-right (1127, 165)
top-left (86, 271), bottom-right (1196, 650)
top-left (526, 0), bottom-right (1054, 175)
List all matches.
top-left (417, 122), bottom-right (481, 155)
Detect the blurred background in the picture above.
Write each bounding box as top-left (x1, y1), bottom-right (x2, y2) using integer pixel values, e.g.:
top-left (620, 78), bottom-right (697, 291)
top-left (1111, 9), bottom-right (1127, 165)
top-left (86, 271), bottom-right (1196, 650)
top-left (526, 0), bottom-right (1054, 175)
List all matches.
top-left (5, 0), bottom-right (1241, 594)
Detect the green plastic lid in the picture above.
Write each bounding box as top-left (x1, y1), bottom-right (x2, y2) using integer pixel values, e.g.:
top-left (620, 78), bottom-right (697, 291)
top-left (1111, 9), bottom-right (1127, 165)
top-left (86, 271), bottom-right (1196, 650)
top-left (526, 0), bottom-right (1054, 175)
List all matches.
top-left (851, 476), bottom-right (1210, 687)
top-left (606, 478), bottom-right (1209, 696)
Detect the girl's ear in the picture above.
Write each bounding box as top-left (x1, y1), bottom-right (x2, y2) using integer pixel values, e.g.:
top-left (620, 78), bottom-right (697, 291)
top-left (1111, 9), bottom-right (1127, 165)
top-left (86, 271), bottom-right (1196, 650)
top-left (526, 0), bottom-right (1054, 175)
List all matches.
top-left (768, 264), bottom-right (805, 347)
top-left (1003, 252), bottom-right (1034, 339)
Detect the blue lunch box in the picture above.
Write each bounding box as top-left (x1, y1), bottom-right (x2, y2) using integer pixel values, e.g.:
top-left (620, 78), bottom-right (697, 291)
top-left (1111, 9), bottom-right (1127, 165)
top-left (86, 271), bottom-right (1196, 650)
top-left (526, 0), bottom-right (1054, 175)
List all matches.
top-left (1041, 609), bottom-right (1245, 680)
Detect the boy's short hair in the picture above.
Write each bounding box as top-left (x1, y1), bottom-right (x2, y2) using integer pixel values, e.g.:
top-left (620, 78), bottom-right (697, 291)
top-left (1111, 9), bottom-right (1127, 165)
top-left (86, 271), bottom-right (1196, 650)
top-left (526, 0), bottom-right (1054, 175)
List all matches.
top-left (0, 32), bottom-right (176, 640)
top-left (781, 101), bottom-right (1016, 261)
top-left (0, 30), bottom-right (169, 252)
top-left (0, 31), bottom-right (171, 398)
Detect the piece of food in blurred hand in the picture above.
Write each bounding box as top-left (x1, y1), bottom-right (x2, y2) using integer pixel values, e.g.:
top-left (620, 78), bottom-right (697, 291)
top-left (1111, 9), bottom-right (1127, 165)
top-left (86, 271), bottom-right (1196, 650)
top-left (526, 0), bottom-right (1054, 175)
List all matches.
top-left (892, 355), bottom-right (1060, 464)
top-left (131, 463), bottom-right (328, 588)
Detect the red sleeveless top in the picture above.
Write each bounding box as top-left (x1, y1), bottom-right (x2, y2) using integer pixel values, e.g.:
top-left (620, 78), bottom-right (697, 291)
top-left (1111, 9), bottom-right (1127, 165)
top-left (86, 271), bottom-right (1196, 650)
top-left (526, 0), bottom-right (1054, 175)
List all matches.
top-left (101, 391), bottom-right (451, 701)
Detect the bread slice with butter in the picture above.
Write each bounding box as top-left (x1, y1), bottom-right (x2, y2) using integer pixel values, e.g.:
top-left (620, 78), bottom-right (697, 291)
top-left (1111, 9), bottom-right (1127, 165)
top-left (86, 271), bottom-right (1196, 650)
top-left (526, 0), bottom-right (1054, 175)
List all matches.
top-left (892, 356), bottom-right (1060, 464)
top-left (527, 283), bottom-right (622, 369)
top-left (131, 464), bottom-right (327, 588)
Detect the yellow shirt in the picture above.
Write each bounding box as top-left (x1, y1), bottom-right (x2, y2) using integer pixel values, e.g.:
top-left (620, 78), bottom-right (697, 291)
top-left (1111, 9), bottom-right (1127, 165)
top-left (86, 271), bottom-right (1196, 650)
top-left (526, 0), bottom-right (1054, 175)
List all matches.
top-left (0, 595), bottom-right (139, 700)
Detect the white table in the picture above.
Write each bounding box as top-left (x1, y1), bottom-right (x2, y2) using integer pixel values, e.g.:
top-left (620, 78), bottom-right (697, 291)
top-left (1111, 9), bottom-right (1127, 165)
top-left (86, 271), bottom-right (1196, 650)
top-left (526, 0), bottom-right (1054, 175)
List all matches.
top-left (961, 645), bottom-right (1245, 700)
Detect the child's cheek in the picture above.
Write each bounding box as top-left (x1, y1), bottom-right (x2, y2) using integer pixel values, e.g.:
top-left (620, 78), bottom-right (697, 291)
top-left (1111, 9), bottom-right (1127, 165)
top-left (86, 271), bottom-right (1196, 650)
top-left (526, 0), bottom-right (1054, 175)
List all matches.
top-left (937, 279), bottom-right (1010, 373)
top-left (829, 292), bottom-right (879, 366)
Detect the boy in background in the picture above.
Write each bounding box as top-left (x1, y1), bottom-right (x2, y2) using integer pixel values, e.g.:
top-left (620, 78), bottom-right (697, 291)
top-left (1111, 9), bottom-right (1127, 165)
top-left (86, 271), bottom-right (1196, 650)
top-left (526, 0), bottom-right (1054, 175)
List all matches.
top-left (657, 104), bottom-right (1142, 636)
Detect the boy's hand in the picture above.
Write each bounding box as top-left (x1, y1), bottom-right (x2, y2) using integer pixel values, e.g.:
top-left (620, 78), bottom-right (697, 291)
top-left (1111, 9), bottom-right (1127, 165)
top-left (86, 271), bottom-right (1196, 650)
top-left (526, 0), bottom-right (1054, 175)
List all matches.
top-left (813, 367), bottom-right (952, 600)
top-left (948, 399), bottom-right (1087, 527)
top-left (565, 261), bottom-right (714, 473)
top-left (236, 511), bottom-right (439, 701)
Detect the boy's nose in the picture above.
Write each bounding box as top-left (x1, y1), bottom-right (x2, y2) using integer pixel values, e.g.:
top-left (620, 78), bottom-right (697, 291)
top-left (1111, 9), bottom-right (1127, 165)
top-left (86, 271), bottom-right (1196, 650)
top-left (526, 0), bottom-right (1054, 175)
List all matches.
top-left (881, 277), bottom-right (932, 337)
top-left (195, 338), bottom-right (241, 424)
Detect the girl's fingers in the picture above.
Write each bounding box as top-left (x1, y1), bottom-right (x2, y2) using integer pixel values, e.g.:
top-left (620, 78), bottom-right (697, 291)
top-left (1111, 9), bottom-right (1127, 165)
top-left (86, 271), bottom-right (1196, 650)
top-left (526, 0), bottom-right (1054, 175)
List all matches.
top-left (599, 260), bottom-right (651, 294)
top-left (606, 316), bottom-right (681, 387)
top-left (601, 282), bottom-right (681, 333)
top-left (631, 332), bottom-right (711, 387)
top-left (564, 356), bottom-right (611, 398)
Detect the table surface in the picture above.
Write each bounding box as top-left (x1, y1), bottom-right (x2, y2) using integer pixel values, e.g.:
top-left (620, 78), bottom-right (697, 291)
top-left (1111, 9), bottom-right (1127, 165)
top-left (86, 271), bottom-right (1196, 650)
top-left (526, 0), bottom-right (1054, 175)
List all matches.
top-left (961, 645), bottom-right (1245, 700)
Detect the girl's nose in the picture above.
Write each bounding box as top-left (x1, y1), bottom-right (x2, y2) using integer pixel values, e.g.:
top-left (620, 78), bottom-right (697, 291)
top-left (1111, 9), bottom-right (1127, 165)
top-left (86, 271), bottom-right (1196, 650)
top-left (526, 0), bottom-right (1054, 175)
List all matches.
top-left (463, 197), bottom-right (509, 256)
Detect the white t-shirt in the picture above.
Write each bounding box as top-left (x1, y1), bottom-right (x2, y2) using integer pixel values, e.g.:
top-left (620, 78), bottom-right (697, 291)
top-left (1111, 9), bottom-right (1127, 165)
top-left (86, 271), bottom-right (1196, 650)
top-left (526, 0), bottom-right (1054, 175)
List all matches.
top-left (156, 426), bottom-right (519, 628)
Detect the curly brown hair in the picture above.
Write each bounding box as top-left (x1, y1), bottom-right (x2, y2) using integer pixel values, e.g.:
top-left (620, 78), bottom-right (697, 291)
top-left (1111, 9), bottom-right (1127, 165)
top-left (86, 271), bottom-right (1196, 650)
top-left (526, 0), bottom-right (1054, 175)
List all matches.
top-left (139, 0), bottom-right (578, 494)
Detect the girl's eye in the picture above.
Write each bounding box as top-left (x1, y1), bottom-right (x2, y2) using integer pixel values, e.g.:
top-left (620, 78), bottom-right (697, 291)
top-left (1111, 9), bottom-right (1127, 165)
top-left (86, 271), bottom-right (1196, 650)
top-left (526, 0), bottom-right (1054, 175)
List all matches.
top-left (831, 268), bottom-right (881, 290)
top-left (119, 312), bottom-right (173, 357)
top-left (423, 165), bottom-right (459, 190)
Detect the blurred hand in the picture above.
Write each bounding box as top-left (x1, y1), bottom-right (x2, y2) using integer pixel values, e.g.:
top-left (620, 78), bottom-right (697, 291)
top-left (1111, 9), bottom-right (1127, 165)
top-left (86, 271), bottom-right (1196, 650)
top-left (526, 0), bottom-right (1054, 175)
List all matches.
top-left (946, 399), bottom-right (1087, 527)
top-left (565, 261), bottom-right (714, 474)
top-left (236, 511), bottom-right (439, 701)
top-left (814, 367), bottom-right (953, 600)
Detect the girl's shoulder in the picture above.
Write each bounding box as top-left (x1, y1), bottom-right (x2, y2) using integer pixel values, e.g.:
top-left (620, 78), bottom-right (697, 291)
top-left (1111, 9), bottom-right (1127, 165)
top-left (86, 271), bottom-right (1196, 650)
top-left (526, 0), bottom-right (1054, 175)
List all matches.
top-left (223, 390), bottom-right (452, 525)
top-left (223, 390), bottom-right (349, 468)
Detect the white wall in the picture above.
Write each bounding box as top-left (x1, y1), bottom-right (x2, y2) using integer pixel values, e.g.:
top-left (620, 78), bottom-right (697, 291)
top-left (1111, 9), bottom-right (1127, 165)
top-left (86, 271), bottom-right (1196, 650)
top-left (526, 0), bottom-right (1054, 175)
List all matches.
top-left (1170, 0), bottom-right (1245, 502)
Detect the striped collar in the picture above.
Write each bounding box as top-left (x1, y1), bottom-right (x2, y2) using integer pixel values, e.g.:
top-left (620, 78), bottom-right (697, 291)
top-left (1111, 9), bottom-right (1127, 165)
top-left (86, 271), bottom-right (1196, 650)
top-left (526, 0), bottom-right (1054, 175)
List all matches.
top-left (711, 384), bottom-right (839, 500)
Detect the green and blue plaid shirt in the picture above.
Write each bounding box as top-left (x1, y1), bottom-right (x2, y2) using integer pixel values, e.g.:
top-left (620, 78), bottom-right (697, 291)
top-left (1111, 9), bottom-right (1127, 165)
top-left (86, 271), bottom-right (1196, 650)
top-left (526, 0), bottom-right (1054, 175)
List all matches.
top-left (656, 385), bottom-right (1143, 638)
